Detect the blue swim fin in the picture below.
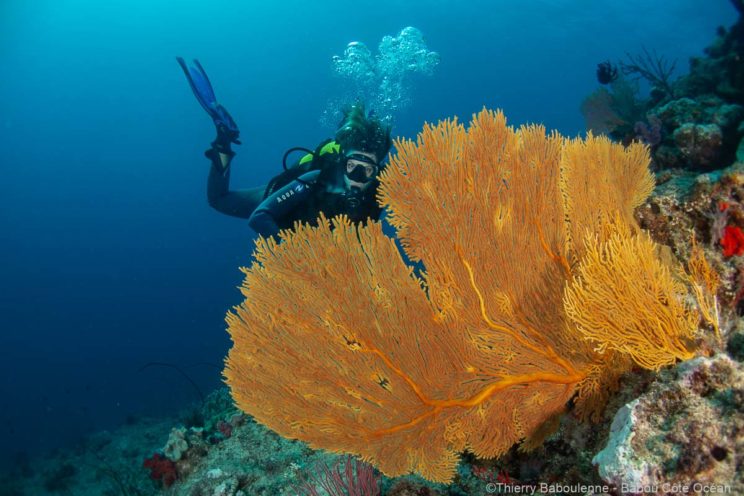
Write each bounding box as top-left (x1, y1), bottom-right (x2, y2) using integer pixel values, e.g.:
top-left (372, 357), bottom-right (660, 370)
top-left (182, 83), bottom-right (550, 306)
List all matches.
top-left (177, 57), bottom-right (241, 144)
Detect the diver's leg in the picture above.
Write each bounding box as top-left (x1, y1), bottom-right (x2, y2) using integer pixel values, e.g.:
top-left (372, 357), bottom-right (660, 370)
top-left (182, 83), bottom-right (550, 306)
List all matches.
top-left (206, 143), bottom-right (266, 219)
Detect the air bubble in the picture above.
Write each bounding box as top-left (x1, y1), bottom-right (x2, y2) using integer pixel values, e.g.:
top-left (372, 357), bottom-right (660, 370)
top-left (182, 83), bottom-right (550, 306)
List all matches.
top-left (325, 26), bottom-right (439, 126)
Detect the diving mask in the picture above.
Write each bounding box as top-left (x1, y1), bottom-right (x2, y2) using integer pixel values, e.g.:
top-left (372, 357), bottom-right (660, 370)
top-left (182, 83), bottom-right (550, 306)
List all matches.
top-left (345, 153), bottom-right (378, 184)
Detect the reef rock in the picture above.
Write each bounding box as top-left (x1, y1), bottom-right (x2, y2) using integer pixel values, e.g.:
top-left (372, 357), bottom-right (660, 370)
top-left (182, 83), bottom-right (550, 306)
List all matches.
top-left (593, 355), bottom-right (744, 494)
top-left (652, 97), bottom-right (743, 170)
top-left (164, 427), bottom-right (190, 461)
top-left (672, 122), bottom-right (724, 169)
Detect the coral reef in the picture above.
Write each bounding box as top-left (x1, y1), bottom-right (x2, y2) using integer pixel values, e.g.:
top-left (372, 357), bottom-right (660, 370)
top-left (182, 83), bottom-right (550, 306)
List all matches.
top-left (679, 4), bottom-right (744, 105)
top-left (42, 463), bottom-right (77, 492)
top-left (593, 355), bottom-right (743, 494)
top-left (3, 10), bottom-right (742, 496)
top-left (582, 7), bottom-right (744, 172)
top-left (652, 97), bottom-right (742, 170)
top-left (635, 163), bottom-right (744, 315)
top-left (223, 108), bottom-right (714, 483)
top-left (0, 414), bottom-right (175, 495)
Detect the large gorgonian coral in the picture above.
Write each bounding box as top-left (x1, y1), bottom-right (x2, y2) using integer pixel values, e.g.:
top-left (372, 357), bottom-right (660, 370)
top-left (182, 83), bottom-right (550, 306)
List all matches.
top-left (224, 109), bottom-right (709, 483)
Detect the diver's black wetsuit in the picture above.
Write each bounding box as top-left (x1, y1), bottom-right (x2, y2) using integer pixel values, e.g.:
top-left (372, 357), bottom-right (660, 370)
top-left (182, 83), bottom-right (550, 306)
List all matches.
top-left (206, 145), bottom-right (382, 238)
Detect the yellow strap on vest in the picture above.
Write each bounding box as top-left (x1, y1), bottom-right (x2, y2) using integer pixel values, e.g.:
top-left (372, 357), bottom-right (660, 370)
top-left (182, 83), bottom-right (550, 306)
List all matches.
top-left (298, 140), bottom-right (340, 165)
top-left (320, 141), bottom-right (341, 155)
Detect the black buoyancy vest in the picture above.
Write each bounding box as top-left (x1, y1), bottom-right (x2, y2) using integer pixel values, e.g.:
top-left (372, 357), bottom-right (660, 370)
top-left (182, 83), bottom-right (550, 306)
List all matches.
top-left (262, 139), bottom-right (342, 199)
top-left (267, 139), bottom-right (384, 230)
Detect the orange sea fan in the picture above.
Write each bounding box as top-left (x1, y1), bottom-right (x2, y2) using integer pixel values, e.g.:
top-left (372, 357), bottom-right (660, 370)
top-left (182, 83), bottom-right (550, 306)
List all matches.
top-left (224, 108), bottom-right (702, 483)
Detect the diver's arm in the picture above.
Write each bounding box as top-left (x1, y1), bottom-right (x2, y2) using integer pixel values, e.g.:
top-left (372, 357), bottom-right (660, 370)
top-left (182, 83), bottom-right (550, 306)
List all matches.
top-left (248, 171), bottom-right (321, 237)
top-left (205, 138), bottom-right (267, 219)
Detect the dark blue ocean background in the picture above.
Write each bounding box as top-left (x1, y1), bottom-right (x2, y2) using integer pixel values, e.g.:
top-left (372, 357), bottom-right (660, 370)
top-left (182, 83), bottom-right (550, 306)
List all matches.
top-left (0, 0), bottom-right (737, 468)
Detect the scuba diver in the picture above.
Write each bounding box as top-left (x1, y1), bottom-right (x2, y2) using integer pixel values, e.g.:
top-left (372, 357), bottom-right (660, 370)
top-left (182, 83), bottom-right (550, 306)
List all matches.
top-left (177, 58), bottom-right (392, 238)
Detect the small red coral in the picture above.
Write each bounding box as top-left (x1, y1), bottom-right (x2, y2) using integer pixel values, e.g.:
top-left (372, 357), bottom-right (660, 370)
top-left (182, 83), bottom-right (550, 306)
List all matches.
top-left (217, 420), bottom-right (233, 439)
top-left (143, 453), bottom-right (177, 488)
top-left (721, 225), bottom-right (744, 257)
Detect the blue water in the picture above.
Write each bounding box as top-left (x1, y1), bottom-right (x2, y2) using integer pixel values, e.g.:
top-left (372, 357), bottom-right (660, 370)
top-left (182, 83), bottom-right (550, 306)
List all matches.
top-left (0, 0), bottom-right (737, 467)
